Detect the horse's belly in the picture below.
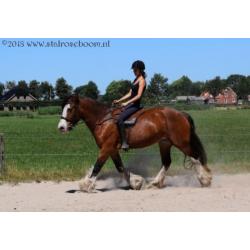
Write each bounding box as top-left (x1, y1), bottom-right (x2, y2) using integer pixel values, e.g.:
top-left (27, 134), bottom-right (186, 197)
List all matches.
top-left (127, 122), bottom-right (165, 148)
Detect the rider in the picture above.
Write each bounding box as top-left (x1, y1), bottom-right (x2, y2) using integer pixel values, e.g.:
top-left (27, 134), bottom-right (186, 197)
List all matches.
top-left (113, 60), bottom-right (147, 150)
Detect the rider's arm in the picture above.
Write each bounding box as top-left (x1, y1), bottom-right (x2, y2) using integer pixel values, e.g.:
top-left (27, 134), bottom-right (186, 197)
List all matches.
top-left (124, 79), bottom-right (145, 105)
top-left (116, 89), bottom-right (132, 103)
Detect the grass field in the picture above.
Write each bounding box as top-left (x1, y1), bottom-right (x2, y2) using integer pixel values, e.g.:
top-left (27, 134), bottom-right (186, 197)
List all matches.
top-left (0, 108), bottom-right (250, 182)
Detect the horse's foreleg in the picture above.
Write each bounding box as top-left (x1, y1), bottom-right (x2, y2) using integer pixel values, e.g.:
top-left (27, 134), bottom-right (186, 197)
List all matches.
top-left (111, 152), bottom-right (145, 190)
top-left (148, 140), bottom-right (172, 189)
top-left (79, 149), bottom-right (109, 193)
top-left (111, 152), bottom-right (130, 184)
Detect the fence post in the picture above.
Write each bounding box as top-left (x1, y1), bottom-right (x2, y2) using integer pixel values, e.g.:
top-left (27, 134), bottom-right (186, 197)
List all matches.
top-left (0, 134), bottom-right (5, 174)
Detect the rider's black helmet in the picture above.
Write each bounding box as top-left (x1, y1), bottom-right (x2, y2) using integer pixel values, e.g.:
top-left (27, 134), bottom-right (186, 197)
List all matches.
top-left (131, 60), bottom-right (145, 71)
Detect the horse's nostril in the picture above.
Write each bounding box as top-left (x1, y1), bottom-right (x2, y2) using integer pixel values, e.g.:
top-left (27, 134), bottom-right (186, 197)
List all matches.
top-left (59, 126), bottom-right (65, 131)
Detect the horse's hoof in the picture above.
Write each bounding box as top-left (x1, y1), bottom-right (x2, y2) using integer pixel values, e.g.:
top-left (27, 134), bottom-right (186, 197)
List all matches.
top-left (195, 164), bottom-right (213, 187)
top-left (199, 176), bottom-right (212, 187)
top-left (79, 176), bottom-right (96, 193)
top-left (129, 173), bottom-right (145, 190)
top-left (146, 182), bottom-right (159, 189)
top-left (146, 180), bottom-right (165, 189)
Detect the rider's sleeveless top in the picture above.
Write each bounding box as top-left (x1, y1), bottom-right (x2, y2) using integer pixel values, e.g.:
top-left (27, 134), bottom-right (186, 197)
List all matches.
top-left (130, 78), bottom-right (146, 107)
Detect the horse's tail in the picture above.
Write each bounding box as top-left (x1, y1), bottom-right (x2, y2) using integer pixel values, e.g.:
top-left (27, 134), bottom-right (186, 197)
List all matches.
top-left (182, 112), bottom-right (207, 165)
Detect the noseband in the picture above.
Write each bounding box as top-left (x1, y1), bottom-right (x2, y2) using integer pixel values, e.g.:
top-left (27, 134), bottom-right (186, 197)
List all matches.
top-left (61, 116), bottom-right (72, 123)
top-left (60, 115), bottom-right (83, 127)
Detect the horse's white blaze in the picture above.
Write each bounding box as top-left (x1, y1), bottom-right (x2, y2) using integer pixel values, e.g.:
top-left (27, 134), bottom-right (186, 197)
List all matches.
top-left (58, 104), bottom-right (70, 131)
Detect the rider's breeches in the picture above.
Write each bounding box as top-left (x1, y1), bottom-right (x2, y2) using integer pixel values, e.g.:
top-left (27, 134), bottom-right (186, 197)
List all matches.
top-left (117, 104), bottom-right (140, 125)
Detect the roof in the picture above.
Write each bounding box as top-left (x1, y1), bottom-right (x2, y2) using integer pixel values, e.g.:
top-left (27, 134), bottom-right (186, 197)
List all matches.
top-left (176, 96), bottom-right (189, 101)
top-left (176, 96), bottom-right (204, 101)
top-left (215, 87), bottom-right (237, 98)
top-left (201, 91), bottom-right (214, 99)
top-left (0, 87), bottom-right (37, 102)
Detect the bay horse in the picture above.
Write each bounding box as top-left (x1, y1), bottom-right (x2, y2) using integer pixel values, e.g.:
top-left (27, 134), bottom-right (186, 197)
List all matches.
top-left (58, 95), bottom-right (212, 192)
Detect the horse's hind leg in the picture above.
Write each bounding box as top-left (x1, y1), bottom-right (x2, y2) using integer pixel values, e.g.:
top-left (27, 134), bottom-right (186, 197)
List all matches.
top-left (148, 140), bottom-right (172, 189)
top-left (190, 157), bottom-right (212, 187)
top-left (178, 139), bottom-right (212, 187)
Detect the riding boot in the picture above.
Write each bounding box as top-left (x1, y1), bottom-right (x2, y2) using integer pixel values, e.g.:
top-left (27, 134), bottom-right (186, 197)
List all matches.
top-left (117, 122), bottom-right (129, 150)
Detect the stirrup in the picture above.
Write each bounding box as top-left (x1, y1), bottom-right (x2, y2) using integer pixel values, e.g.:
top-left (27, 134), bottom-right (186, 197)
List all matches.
top-left (121, 143), bottom-right (129, 151)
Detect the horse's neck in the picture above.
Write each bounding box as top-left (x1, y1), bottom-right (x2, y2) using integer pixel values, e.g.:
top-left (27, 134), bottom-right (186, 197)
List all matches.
top-left (79, 98), bottom-right (109, 132)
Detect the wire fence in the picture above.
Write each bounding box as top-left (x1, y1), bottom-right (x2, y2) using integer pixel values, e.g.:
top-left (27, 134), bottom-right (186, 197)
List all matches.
top-left (2, 134), bottom-right (250, 139)
top-left (3, 151), bottom-right (250, 157)
top-left (1, 133), bottom-right (250, 159)
top-left (1, 131), bottom-right (250, 178)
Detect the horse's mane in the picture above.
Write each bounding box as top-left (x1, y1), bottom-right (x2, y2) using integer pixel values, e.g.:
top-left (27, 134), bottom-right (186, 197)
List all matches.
top-left (62, 95), bottom-right (110, 109)
top-left (83, 97), bottom-right (110, 109)
top-left (61, 95), bottom-right (72, 108)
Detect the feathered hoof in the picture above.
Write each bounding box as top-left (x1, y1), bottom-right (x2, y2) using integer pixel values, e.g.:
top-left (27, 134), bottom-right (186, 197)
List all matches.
top-left (146, 181), bottom-right (162, 189)
top-left (196, 167), bottom-right (212, 187)
top-left (129, 173), bottom-right (146, 190)
top-left (79, 176), bottom-right (96, 193)
top-left (199, 173), bottom-right (212, 187)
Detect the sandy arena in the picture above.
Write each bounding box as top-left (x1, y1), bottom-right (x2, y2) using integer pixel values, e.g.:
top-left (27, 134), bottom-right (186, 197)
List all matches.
top-left (1, 174), bottom-right (250, 212)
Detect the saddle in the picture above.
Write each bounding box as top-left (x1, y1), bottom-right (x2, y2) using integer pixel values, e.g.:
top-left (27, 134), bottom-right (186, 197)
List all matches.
top-left (97, 106), bottom-right (145, 126)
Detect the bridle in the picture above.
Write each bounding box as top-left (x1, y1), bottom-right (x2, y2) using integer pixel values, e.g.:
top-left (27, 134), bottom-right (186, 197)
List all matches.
top-left (60, 116), bottom-right (72, 123)
top-left (60, 103), bottom-right (123, 128)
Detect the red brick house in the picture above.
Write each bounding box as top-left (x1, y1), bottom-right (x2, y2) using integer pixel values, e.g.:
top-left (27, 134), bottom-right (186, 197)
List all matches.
top-left (215, 87), bottom-right (237, 104)
top-left (200, 91), bottom-right (214, 104)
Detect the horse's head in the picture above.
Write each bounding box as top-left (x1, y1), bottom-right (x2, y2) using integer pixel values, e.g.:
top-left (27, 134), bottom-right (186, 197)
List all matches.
top-left (58, 95), bottom-right (81, 133)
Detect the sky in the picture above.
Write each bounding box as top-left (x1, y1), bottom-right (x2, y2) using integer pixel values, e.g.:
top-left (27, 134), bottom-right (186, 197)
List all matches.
top-left (0, 38), bottom-right (250, 94)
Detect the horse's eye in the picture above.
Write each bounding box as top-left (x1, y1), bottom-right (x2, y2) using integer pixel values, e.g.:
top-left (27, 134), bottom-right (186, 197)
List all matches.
top-left (68, 108), bottom-right (72, 112)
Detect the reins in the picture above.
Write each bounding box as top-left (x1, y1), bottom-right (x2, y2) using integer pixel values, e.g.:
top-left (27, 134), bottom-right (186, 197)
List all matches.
top-left (62, 102), bottom-right (143, 129)
top-left (60, 116), bottom-right (84, 127)
top-left (95, 104), bottom-right (124, 126)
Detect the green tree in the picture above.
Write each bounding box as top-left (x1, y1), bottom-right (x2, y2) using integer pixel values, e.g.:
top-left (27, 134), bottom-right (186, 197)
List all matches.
top-left (226, 74), bottom-right (246, 88)
top-left (17, 80), bottom-right (28, 90)
top-left (0, 83), bottom-right (5, 95)
top-left (204, 76), bottom-right (226, 97)
top-left (40, 81), bottom-right (55, 100)
top-left (102, 80), bottom-right (131, 104)
top-left (55, 77), bottom-right (72, 100)
top-left (169, 76), bottom-right (192, 98)
top-left (226, 74), bottom-right (249, 100)
top-left (190, 81), bottom-right (205, 96)
top-left (235, 77), bottom-right (250, 100)
top-left (5, 81), bottom-right (16, 90)
top-left (74, 81), bottom-right (99, 99)
top-left (146, 73), bottom-right (168, 103)
top-left (29, 80), bottom-right (41, 98)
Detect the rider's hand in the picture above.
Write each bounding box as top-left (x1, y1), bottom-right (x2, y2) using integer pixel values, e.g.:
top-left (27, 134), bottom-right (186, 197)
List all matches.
top-left (112, 99), bottom-right (119, 104)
